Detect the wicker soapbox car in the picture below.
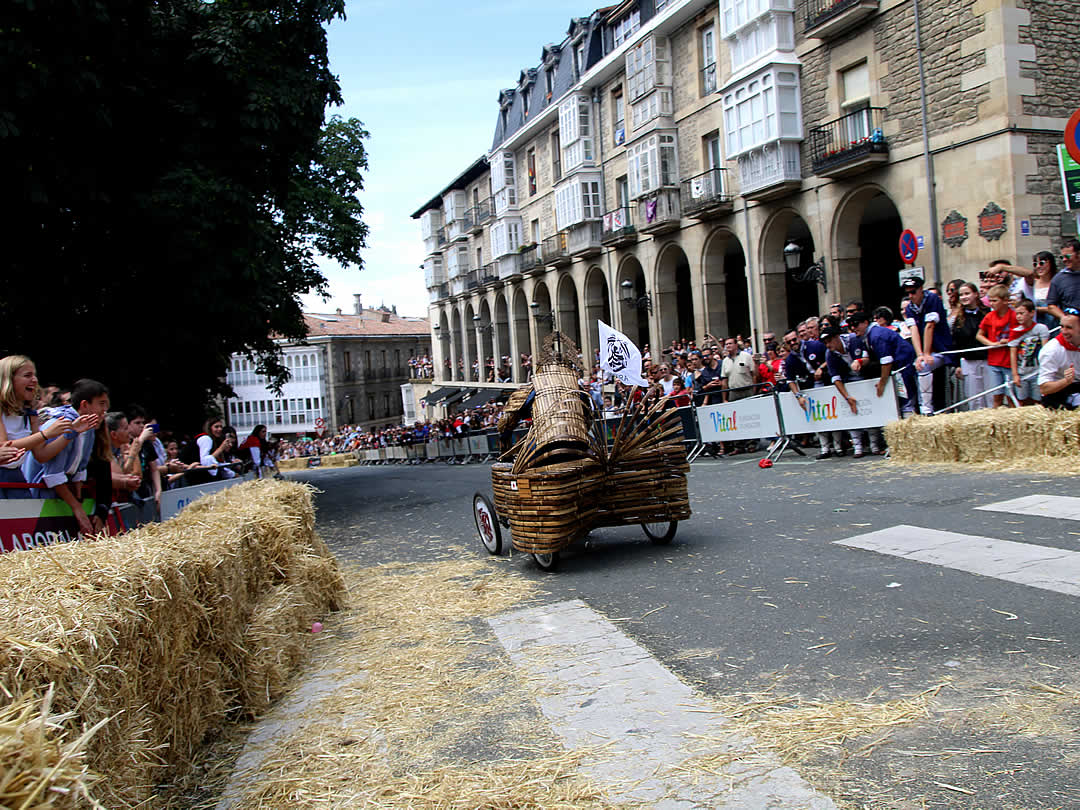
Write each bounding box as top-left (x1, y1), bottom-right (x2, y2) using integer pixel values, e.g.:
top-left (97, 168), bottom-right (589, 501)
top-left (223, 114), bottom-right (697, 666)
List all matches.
top-left (472, 333), bottom-right (691, 571)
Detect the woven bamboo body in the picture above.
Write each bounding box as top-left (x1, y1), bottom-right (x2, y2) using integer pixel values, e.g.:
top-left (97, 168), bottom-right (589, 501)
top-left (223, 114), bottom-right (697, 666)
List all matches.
top-left (527, 364), bottom-right (590, 464)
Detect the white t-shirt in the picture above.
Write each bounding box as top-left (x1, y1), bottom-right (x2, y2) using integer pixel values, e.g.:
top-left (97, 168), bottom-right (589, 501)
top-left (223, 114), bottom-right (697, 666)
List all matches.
top-left (1038, 338), bottom-right (1080, 407)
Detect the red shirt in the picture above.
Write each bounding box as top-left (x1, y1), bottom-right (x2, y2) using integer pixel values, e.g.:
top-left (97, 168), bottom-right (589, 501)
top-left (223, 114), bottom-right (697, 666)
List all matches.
top-left (979, 308), bottom-right (1019, 367)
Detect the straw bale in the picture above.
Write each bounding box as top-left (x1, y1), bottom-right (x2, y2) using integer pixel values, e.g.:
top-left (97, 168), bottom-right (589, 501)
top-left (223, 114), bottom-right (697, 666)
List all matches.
top-left (0, 480), bottom-right (345, 808)
top-left (884, 408), bottom-right (1080, 469)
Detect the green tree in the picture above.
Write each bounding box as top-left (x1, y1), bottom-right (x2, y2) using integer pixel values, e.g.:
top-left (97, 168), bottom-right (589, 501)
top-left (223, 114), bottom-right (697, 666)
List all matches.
top-left (1, 0), bottom-right (367, 429)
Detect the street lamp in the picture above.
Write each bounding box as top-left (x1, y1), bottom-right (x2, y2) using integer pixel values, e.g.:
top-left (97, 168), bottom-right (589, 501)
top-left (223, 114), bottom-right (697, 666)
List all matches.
top-left (620, 279), bottom-right (653, 314)
top-left (472, 314), bottom-right (493, 334)
top-left (783, 241), bottom-right (828, 293)
top-left (529, 301), bottom-right (556, 326)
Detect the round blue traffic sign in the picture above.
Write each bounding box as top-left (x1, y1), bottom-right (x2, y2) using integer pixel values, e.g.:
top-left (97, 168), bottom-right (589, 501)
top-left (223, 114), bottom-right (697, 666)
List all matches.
top-left (899, 229), bottom-right (918, 264)
top-left (1066, 109), bottom-right (1080, 165)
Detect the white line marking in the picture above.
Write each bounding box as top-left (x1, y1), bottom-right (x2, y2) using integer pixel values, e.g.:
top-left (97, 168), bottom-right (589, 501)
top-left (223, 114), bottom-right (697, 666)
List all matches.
top-left (835, 525), bottom-right (1080, 597)
top-left (489, 599), bottom-right (835, 809)
top-left (976, 495), bottom-right (1080, 522)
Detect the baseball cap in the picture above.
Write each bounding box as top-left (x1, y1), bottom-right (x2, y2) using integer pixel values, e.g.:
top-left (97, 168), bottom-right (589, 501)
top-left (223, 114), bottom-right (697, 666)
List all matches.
top-left (901, 276), bottom-right (924, 290)
top-left (819, 325), bottom-right (842, 341)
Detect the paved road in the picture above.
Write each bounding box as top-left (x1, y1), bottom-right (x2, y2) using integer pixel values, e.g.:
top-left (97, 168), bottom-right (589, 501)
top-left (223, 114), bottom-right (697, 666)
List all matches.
top-left (291, 455), bottom-right (1080, 808)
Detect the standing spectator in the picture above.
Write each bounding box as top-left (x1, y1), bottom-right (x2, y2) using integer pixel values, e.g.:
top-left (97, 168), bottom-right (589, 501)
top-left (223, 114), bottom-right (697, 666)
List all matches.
top-left (721, 337), bottom-right (758, 402)
top-left (850, 310), bottom-right (918, 415)
top-left (951, 282), bottom-right (991, 410)
top-left (1038, 307), bottom-right (1080, 409)
top-left (696, 348), bottom-right (724, 405)
top-left (976, 285), bottom-right (1019, 408)
top-left (1008, 299), bottom-right (1050, 406)
top-left (997, 254), bottom-right (1058, 328)
top-left (903, 275), bottom-right (953, 415)
top-left (1047, 239), bottom-right (1080, 321)
top-left (821, 325), bottom-right (871, 456)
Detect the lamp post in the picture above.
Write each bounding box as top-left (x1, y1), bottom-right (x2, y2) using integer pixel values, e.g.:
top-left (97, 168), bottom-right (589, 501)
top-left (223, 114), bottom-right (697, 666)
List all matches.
top-left (619, 279), bottom-right (653, 314)
top-left (529, 301), bottom-right (556, 327)
top-left (783, 241), bottom-right (828, 293)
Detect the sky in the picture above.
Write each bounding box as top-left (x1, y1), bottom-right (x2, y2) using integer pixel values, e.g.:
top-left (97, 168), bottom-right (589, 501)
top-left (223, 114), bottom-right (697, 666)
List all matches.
top-left (300, 0), bottom-right (594, 319)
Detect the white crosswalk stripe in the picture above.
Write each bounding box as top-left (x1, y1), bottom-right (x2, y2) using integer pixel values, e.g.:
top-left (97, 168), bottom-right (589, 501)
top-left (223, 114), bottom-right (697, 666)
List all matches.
top-left (976, 495), bottom-right (1080, 521)
top-left (834, 525), bottom-right (1080, 597)
top-left (489, 599), bottom-right (835, 809)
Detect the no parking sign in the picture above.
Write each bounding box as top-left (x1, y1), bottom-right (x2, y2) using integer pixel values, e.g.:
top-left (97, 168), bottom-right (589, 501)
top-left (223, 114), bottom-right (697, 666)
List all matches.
top-left (898, 229), bottom-right (918, 265)
top-left (1065, 109), bottom-right (1080, 165)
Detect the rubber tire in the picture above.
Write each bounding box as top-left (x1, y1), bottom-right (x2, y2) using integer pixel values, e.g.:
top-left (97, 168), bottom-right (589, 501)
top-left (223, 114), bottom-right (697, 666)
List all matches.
top-left (642, 520), bottom-right (678, 544)
top-left (473, 492), bottom-right (503, 555)
top-left (532, 551), bottom-right (560, 572)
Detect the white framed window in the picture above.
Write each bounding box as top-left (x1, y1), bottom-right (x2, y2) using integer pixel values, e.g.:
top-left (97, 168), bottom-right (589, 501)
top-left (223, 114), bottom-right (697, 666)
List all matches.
top-left (490, 150), bottom-right (518, 215)
top-left (554, 175), bottom-right (603, 229)
top-left (558, 95), bottom-right (594, 172)
top-left (626, 36), bottom-right (670, 103)
top-left (722, 67), bottom-right (801, 158)
top-left (630, 88), bottom-right (672, 130)
top-left (613, 91), bottom-right (625, 145)
top-left (705, 132), bottom-right (722, 169)
top-left (575, 43), bottom-right (586, 77)
top-left (701, 25), bottom-right (717, 95)
top-left (720, 0), bottom-right (795, 38)
top-left (490, 219), bottom-right (523, 257)
top-left (728, 15), bottom-right (794, 72)
top-left (612, 9), bottom-right (640, 47)
top-left (627, 133), bottom-right (677, 198)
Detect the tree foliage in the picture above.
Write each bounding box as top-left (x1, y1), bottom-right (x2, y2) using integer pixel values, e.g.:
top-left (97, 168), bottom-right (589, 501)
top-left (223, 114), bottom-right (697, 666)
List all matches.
top-left (1, 0), bottom-right (367, 429)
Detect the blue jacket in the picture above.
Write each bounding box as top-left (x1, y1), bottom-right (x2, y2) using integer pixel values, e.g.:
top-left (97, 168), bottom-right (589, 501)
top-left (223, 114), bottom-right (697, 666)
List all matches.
top-left (904, 291), bottom-right (953, 354)
top-left (865, 324), bottom-right (917, 370)
top-left (22, 406), bottom-right (95, 495)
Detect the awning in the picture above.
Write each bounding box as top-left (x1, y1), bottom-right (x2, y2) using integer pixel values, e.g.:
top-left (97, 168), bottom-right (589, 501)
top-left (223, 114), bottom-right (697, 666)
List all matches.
top-left (424, 387), bottom-right (463, 405)
top-left (459, 388), bottom-right (505, 409)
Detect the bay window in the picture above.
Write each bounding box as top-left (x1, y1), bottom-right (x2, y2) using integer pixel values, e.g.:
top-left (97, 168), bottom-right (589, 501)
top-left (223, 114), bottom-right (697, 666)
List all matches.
top-left (554, 175), bottom-right (603, 230)
top-left (722, 67), bottom-right (801, 158)
top-left (490, 218), bottom-right (522, 258)
top-left (558, 95), bottom-right (594, 173)
top-left (627, 133), bottom-right (677, 199)
top-left (490, 150), bottom-right (518, 215)
top-left (626, 36), bottom-right (670, 103)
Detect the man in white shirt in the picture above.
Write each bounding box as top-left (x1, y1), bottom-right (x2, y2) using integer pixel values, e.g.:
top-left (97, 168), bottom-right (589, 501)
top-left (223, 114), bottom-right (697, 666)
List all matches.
top-left (1038, 309), bottom-right (1080, 409)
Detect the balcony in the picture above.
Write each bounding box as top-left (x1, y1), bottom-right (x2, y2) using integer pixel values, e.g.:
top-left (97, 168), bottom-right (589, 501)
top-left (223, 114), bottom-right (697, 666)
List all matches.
top-left (602, 207), bottom-right (637, 247)
top-left (446, 215), bottom-right (468, 242)
top-left (680, 168), bottom-right (733, 219)
top-left (800, 0), bottom-right (878, 40)
top-left (567, 221), bottom-right (603, 258)
top-left (449, 274), bottom-right (468, 296)
top-left (519, 243), bottom-right (542, 272)
top-left (428, 283), bottom-right (449, 303)
top-left (542, 232), bottom-right (571, 267)
top-left (436, 227), bottom-right (447, 247)
top-left (635, 188), bottom-right (681, 235)
top-left (466, 269), bottom-right (481, 291)
top-left (738, 141), bottom-right (802, 201)
top-left (496, 253), bottom-right (522, 280)
top-left (481, 262), bottom-right (499, 285)
top-left (809, 107), bottom-right (888, 178)
top-left (469, 199), bottom-right (491, 233)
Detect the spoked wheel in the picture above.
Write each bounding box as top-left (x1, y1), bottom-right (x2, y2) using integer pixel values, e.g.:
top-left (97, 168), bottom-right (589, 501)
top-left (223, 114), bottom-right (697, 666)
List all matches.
top-left (642, 520), bottom-right (678, 545)
top-left (473, 492), bottom-right (503, 555)
top-left (532, 551), bottom-right (560, 572)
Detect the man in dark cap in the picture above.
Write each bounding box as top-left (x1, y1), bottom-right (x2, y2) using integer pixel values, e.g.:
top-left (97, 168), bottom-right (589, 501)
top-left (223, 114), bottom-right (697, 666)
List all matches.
top-left (902, 275), bottom-right (952, 414)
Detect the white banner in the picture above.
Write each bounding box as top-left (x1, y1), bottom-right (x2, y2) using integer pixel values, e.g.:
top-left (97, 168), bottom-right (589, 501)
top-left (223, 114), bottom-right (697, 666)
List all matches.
top-left (696, 395), bottom-right (782, 443)
top-left (598, 320), bottom-right (648, 387)
top-left (159, 473), bottom-right (254, 521)
top-left (776, 378), bottom-right (899, 436)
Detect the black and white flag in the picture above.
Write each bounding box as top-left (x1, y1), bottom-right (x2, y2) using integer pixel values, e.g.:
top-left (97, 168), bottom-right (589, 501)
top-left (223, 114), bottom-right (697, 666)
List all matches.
top-left (598, 320), bottom-right (649, 388)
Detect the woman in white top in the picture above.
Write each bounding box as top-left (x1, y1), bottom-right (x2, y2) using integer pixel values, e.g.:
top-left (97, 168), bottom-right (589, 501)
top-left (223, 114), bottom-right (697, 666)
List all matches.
top-left (0, 355), bottom-right (98, 498)
top-left (999, 252), bottom-right (1059, 329)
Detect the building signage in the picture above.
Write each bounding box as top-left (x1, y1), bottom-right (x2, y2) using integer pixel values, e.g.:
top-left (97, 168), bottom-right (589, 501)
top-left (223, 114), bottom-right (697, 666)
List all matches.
top-left (977, 202), bottom-right (1007, 241)
top-left (776, 379), bottom-right (900, 436)
top-left (697, 395), bottom-right (782, 443)
top-left (1058, 144), bottom-right (1080, 212)
top-left (1020, 219), bottom-right (1030, 236)
top-left (942, 210), bottom-right (968, 247)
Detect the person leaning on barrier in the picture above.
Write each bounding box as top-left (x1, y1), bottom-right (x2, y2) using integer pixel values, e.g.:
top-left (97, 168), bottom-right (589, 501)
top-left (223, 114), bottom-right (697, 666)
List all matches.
top-left (849, 311), bottom-right (918, 416)
top-left (902, 275), bottom-right (953, 415)
top-left (821, 325), bottom-right (883, 457)
top-left (1038, 307), bottom-right (1080, 409)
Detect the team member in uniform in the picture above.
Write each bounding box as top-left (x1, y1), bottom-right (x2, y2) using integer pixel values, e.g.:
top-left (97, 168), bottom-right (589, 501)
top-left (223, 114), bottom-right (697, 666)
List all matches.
top-left (902, 276), bottom-right (953, 414)
top-left (821, 326), bottom-right (883, 457)
top-left (849, 310), bottom-right (918, 415)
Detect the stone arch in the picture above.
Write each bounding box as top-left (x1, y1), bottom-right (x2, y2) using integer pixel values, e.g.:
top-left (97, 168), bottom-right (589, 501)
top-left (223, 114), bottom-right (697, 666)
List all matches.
top-left (463, 301), bottom-right (478, 381)
top-left (556, 273), bottom-right (581, 350)
top-left (512, 286), bottom-right (531, 381)
top-left (584, 265), bottom-right (611, 368)
top-left (532, 280), bottom-right (553, 344)
top-left (450, 306), bottom-right (464, 381)
top-left (701, 227), bottom-right (749, 342)
top-left (758, 207), bottom-right (819, 334)
top-left (494, 292), bottom-right (510, 380)
top-left (831, 184), bottom-right (904, 314)
top-left (478, 298), bottom-right (494, 381)
top-left (616, 254), bottom-right (649, 350)
top-left (655, 241), bottom-right (696, 350)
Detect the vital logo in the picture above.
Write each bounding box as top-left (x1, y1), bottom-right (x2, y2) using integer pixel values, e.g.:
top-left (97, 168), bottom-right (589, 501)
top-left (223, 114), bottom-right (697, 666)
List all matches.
top-left (709, 411), bottom-right (737, 432)
top-left (803, 394), bottom-right (839, 422)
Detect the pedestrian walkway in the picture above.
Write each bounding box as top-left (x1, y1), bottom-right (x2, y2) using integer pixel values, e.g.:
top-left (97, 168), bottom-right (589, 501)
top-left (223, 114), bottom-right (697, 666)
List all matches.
top-left (489, 599), bottom-right (836, 809)
top-left (975, 494), bottom-right (1080, 521)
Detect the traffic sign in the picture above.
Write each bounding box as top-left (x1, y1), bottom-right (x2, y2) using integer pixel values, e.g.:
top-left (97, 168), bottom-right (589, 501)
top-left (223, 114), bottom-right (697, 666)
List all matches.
top-left (898, 229), bottom-right (918, 264)
top-left (314, 417), bottom-right (325, 428)
top-left (1065, 108), bottom-right (1080, 165)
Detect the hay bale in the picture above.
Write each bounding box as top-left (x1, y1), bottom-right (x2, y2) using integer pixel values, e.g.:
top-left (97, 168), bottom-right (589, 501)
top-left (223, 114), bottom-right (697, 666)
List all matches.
top-left (885, 408), bottom-right (1080, 466)
top-left (0, 480), bottom-right (345, 808)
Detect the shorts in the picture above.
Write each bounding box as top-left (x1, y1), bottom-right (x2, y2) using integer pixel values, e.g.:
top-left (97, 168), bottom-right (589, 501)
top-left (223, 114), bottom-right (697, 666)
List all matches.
top-left (985, 364), bottom-right (1011, 394)
top-left (1011, 373), bottom-right (1042, 402)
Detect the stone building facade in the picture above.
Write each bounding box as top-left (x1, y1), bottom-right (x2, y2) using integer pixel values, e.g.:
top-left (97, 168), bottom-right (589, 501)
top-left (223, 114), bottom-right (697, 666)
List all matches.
top-left (415, 0), bottom-right (1079, 384)
top-left (226, 300), bottom-right (430, 435)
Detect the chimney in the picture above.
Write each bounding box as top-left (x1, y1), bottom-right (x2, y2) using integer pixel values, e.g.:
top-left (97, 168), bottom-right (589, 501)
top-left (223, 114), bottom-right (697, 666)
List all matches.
top-left (353, 293), bottom-right (363, 314)
top-left (335, 308), bottom-right (342, 316)
top-left (380, 311), bottom-right (391, 323)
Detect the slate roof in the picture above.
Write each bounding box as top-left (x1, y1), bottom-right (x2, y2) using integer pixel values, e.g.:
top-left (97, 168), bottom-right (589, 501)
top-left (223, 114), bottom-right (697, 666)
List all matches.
top-left (303, 311), bottom-right (430, 338)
